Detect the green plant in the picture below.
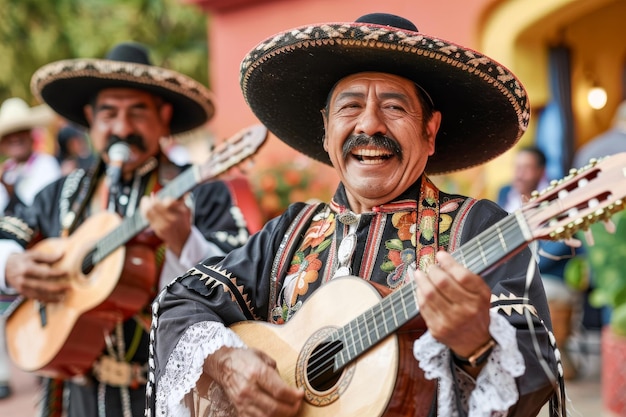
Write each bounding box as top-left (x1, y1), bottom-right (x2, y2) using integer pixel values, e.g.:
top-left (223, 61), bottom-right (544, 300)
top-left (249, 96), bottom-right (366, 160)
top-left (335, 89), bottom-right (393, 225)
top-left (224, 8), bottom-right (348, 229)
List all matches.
top-left (566, 210), bottom-right (626, 336)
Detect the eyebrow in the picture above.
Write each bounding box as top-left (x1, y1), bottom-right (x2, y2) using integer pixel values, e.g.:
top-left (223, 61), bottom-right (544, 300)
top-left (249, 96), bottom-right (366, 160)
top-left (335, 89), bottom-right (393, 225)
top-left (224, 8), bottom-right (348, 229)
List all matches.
top-left (334, 91), bottom-right (412, 103)
top-left (95, 101), bottom-right (151, 113)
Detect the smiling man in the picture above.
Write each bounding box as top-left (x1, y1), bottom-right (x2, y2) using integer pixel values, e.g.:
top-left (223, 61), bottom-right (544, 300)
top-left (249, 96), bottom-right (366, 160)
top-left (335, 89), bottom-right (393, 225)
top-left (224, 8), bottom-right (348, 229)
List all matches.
top-left (0, 42), bottom-right (251, 417)
top-left (147, 13), bottom-right (565, 417)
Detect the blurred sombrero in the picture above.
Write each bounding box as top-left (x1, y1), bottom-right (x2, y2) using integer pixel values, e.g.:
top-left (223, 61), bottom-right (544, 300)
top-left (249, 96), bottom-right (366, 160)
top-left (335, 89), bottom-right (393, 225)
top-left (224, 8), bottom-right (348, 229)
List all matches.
top-left (31, 42), bottom-right (214, 135)
top-left (0, 97), bottom-right (54, 139)
top-left (240, 13), bottom-right (530, 174)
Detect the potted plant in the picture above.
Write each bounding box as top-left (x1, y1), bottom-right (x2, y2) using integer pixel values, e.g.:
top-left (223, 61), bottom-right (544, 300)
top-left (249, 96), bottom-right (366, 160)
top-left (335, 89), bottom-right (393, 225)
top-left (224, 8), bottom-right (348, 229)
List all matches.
top-left (566, 209), bottom-right (626, 415)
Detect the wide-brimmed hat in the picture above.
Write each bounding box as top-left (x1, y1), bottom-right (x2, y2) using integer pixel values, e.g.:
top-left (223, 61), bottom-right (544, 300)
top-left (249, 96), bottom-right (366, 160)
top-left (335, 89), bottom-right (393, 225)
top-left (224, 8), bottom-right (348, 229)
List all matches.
top-left (0, 97), bottom-right (54, 139)
top-left (240, 13), bottom-right (530, 174)
top-left (31, 42), bottom-right (215, 135)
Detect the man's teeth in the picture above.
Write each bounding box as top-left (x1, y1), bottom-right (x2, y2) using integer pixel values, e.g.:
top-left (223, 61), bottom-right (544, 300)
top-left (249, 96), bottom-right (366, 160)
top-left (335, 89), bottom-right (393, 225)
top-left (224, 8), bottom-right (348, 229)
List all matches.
top-left (353, 148), bottom-right (392, 161)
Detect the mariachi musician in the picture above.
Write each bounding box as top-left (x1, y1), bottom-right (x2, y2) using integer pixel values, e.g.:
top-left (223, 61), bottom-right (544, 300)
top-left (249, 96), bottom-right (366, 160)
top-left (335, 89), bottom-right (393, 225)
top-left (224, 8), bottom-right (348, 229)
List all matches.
top-left (0, 42), bottom-right (253, 417)
top-left (147, 13), bottom-right (565, 417)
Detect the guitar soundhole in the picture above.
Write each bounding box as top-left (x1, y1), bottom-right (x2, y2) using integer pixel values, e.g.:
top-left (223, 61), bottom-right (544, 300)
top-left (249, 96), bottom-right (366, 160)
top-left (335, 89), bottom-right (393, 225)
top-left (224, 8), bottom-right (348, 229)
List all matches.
top-left (307, 340), bottom-right (344, 392)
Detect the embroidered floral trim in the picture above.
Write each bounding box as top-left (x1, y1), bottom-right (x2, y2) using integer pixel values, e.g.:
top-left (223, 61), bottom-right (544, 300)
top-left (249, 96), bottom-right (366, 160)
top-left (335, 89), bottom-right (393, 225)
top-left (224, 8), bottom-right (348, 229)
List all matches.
top-left (271, 209), bottom-right (335, 323)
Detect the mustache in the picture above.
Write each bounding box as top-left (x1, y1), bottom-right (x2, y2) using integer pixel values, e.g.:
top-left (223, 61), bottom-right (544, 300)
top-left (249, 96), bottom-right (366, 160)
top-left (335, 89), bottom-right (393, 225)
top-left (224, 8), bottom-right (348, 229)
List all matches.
top-left (105, 134), bottom-right (148, 153)
top-left (342, 133), bottom-right (403, 161)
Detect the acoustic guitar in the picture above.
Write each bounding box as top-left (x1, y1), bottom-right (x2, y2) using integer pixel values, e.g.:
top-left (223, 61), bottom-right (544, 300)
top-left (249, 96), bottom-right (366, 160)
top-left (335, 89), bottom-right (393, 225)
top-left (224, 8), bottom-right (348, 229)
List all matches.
top-left (6, 125), bottom-right (268, 378)
top-left (192, 153), bottom-right (626, 417)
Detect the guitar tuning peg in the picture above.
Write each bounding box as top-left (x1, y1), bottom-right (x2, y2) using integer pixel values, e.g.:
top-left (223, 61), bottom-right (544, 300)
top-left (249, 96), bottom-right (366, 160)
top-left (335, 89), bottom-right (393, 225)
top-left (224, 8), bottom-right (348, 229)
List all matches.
top-left (582, 229), bottom-right (595, 246)
top-left (604, 219), bottom-right (617, 234)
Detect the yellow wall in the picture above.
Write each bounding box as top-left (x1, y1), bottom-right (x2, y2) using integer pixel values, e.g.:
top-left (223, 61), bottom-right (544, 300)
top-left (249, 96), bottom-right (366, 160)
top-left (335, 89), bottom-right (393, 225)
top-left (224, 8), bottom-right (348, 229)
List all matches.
top-left (475, 0), bottom-right (626, 201)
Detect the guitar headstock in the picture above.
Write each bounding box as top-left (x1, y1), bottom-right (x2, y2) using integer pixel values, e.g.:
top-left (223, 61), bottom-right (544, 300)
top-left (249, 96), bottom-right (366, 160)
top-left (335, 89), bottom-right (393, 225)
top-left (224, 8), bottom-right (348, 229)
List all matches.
top-left (521, 152), bottom-right (626, 242)
top-left (198, 124), bottom-right (268, 180)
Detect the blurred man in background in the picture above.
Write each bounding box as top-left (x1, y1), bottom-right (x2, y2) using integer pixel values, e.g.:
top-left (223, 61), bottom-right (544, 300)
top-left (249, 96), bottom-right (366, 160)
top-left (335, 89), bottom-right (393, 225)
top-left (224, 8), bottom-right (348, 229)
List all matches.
top-left (497, 146), bottom-right (548, 212)
top-left (0, 96), bottom-right (60, 400)
top-left (0, 97), bottom-right (61, 216)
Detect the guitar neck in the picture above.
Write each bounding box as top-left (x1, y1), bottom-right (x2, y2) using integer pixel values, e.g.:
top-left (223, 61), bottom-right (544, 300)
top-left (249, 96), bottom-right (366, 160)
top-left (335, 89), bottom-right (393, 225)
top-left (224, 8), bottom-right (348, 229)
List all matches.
top-left (90, 165), bottom-right (201, 265)
top-left (332, 212), bottom-right (529, 370)
top-left (91, 166), bottom-right (201, 265)
top-left (84, 125), bottom-right (269, 269)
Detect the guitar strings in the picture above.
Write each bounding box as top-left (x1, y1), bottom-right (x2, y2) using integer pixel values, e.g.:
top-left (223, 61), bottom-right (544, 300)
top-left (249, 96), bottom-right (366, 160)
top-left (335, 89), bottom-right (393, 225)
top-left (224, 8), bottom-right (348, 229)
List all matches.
top-left (304, 282), bottom-right (418, 382)
top-left (305, 204), bottom-right (560, 393)
top-left (304, 212), bottom-right (526, 382)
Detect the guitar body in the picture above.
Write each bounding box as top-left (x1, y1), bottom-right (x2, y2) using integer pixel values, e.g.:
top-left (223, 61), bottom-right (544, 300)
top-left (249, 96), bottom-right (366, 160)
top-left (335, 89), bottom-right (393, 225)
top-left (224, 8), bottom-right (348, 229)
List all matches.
top-left (6, 212), bottom-right (156, 378)
top-left (194, 277), bottom-right (435, 417)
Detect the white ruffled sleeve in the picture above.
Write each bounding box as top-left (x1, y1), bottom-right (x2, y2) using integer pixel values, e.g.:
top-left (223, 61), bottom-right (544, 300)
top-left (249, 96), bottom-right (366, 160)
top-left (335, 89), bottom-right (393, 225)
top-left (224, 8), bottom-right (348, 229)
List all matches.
top-left (413, 310), bottom-right (525, 417)
top-left (155, 321), bottom-right (246, 417)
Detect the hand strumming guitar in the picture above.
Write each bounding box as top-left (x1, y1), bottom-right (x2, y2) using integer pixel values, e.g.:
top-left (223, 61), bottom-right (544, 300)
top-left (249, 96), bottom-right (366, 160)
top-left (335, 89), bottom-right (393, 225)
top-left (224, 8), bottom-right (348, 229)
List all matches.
top-left (5, 251), bottom-right (70, 303)
top-left (205, 346), bottom-right (304, 417)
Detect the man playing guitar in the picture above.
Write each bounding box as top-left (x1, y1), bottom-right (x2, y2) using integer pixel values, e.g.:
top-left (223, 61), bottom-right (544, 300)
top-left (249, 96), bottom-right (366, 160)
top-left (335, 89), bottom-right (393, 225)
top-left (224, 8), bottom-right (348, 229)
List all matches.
top-left (146, 13), bottom-right (570, 417)
top-left (0, 42), bottom-right (253, 417)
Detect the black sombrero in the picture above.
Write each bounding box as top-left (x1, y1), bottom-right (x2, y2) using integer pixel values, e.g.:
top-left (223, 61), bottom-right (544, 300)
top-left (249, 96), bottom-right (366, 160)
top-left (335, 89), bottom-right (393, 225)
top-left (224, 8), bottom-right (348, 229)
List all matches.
top-left (240, 13), bottom-right (530, 175)
top-left (31, 42), bottom-right (215, 135)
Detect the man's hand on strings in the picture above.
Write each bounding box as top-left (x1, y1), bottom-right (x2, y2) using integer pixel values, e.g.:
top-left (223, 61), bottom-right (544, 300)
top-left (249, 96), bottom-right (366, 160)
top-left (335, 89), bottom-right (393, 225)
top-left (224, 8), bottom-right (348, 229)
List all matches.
top-left (5, 251), bottom-right (69, 302)
top-left (204, 346), bottom-right (304, 417)
top-left (413, 251), bottom-right (493, 362)
top-left (140, 193), bottom-right (192, 257)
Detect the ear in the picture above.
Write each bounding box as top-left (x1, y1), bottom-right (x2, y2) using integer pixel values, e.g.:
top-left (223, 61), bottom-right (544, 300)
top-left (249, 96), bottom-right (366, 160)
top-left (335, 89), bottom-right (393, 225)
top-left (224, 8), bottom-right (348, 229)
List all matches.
top-left (159, 102), bottom-right (173, 127)
top-left (321, 108), bottom-right (329, 151)
top-left (84, 104), bottom-right (94, 125)
top-left (425, 110), bottom-right (442, 156)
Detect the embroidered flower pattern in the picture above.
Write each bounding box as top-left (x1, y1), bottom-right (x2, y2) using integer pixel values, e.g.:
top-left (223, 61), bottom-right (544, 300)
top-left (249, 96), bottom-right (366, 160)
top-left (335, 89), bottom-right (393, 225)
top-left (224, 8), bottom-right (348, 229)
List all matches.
top-left (383, 211), bottom-right (421, 287)
top-left (392, 211), bottom-right (417, 245)
top-left (271, 182), bottom-right (469, 323)
top-left (382, 195), bottom-right (464, 288)
top-left (301, 212), bottom-right (335, 250)
top-left (287, 253), bottom-right (323, 305)
top-left (272, 211), bottom-right (335, 323)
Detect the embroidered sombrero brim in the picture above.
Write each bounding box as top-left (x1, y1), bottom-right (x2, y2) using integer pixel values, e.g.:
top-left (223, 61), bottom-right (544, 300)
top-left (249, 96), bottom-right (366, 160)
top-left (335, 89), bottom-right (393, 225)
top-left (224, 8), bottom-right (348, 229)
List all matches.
top-left (240, 15), bottom-right (530, 175)
top-left (31, 56), bottom-right (215, 135)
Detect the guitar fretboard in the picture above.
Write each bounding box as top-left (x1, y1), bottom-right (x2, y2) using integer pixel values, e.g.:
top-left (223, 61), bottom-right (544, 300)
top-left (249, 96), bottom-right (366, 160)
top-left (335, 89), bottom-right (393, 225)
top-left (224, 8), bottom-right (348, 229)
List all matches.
top-left (331, 212), bottom-right (529, 370)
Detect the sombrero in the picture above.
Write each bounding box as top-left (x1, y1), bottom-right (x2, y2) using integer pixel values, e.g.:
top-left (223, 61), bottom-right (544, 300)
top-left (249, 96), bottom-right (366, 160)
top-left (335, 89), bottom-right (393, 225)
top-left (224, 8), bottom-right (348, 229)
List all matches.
top-left (31, 42), bottom-right (214, 135)
top-left (240, 13), bottom-right (530, 174)
top-left (0, 97), bottom-right (54, 139)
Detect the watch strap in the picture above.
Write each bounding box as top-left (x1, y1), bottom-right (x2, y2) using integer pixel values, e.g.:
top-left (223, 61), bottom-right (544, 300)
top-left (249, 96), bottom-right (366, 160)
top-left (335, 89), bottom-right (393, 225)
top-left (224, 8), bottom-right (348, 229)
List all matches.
top-left (451, 338), bottom-right (496, 368)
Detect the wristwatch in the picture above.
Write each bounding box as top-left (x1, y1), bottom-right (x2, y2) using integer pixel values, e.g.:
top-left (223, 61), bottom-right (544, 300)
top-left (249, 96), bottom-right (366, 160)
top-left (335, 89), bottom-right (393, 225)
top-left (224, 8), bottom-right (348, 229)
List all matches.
top-left (451, 338), bottom-right (497, 368)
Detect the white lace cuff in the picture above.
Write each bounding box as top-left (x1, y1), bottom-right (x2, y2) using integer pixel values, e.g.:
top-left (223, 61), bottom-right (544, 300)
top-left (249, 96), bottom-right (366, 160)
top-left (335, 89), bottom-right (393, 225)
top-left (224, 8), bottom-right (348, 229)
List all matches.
top-left (155, 321), bottom-right (245, 416)
top-left (413, 310), bottom-right (525, 417)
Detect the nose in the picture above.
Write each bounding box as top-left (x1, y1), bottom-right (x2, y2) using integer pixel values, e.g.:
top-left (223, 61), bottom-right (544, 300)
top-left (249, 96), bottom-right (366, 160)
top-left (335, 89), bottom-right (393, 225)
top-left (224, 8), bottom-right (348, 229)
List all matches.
top-left (110, 113), bottom-right (134, 139)
top-left (355, 104), bottom-right (387, 137)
